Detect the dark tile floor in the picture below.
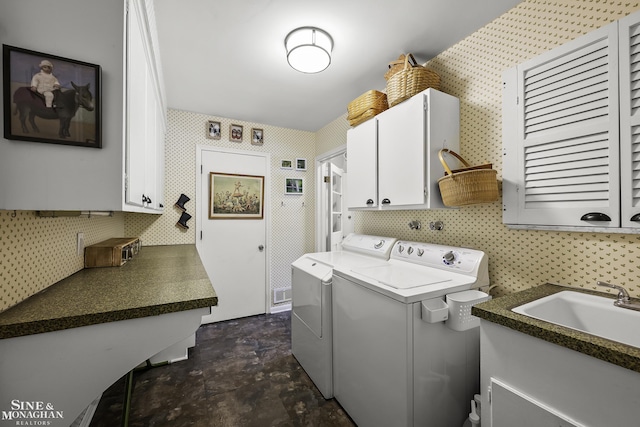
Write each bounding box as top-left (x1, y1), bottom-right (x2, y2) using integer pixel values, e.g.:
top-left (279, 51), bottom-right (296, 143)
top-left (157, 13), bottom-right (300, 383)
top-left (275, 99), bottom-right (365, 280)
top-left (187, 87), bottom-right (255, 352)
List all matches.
top-left (89, 311), bottom-right (355, 427)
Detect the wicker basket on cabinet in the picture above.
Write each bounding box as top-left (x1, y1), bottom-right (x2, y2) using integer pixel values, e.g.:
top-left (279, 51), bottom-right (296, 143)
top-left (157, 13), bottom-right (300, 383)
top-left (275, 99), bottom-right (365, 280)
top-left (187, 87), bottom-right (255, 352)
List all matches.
top-left (385, 53), bottom-right (440, 108)
top-left (346, 90), bottom-right (388, 127)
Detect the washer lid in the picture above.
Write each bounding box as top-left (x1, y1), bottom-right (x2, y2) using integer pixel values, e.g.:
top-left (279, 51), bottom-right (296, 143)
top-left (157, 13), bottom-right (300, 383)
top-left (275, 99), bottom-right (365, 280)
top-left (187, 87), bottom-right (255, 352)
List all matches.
top-left (291, 257), bottom-right (333, 281)
top-left (351, 264), bottom-right (452, 289)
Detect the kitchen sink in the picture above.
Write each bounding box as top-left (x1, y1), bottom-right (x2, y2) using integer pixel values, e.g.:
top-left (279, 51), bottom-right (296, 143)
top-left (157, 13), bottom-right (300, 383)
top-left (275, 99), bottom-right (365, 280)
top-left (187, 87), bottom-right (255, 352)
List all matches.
top-left (512, 290), bottom-right (640, 348)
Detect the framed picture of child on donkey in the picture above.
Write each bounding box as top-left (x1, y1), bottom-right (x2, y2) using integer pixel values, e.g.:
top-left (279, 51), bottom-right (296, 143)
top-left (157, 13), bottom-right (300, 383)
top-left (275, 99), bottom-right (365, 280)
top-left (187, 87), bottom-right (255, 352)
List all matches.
top-left (2, 45), bottom-right (101, 148)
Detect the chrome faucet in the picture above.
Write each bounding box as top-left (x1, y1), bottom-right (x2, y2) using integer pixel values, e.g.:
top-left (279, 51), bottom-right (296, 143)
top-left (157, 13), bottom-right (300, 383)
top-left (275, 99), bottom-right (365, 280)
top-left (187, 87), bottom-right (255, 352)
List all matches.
top-left (597, 281), bottom-right (640, 312)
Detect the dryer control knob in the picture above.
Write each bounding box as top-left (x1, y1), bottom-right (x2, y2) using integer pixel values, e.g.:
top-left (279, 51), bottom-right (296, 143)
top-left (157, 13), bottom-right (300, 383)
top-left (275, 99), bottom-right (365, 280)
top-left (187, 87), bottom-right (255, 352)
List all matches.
top-left (417, 248), bottom-right (425, 257)
top-left (407, 247), bottom-right (414, 255)
top-left (374, 240), bottom-right (385, 249)
top-left (443, 251), bottom-right (456, 265)
top-left (398, 245), bottom-right (405, 253)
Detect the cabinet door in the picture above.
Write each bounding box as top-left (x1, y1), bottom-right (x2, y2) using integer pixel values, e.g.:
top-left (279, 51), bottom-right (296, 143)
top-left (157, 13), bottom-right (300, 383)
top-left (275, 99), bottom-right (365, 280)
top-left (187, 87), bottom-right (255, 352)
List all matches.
top-left (125, 0), bottom-right (165, 212)
top-left (144, 65), bottom-right (158, 207)
top-left (346, 119), bottom-right (377, 209)
top-left (503, 22), bottom-right (620, 227)
top-left (125, 0), bottom-right (148, 208)
top-left (378, 94), bottom-right (426, 207)
top-left (154, 100), bottom-right (166, 210)
top-left (618, 11), bottom-right (640, 229)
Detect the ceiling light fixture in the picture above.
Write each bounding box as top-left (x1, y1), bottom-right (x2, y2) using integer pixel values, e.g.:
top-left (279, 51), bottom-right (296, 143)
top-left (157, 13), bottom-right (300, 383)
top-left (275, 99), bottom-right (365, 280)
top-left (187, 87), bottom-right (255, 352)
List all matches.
top-left (285, 27), bottom-right (333, 74)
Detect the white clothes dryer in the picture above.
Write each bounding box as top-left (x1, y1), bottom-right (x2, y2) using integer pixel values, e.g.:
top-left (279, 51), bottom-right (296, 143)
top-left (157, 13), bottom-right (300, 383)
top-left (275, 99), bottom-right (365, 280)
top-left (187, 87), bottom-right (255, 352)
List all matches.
top-left (332, 240), bottom-right (489, 427)
top-left (291, 233), bottom-right (396, 399)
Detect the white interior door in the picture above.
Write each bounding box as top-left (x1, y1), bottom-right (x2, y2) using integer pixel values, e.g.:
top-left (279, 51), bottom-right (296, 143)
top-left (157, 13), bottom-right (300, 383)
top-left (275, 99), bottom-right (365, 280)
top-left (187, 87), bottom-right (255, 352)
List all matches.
top-left (197, 147), bottom-right (269, 323)
top-left (319, 161), bottom-right (329, 251)
top-left (315, 146), bottom-right (350, 252)
top-left (328, 163), bottom-right (344, 251)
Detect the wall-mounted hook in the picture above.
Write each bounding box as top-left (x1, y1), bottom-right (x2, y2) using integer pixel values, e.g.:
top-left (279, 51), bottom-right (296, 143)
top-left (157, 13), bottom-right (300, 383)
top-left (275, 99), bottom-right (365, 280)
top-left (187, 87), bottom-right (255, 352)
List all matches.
top-left (408, 220), bottom-right (421, 230)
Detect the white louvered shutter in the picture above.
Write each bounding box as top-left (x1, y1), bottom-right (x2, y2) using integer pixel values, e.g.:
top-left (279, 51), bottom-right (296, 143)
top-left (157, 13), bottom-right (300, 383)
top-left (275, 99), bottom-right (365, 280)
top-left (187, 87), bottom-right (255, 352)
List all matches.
top-left (505, 22), bottom-right (620, 227)
top-left (619, 11), bottom-right (640, 229)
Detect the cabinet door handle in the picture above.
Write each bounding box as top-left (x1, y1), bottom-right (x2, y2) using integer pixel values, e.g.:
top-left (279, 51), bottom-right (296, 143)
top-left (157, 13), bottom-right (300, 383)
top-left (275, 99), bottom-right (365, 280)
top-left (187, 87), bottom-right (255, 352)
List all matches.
top-left (366, 199), bottom-right (374, 205)
top-left (381, 198), bottom-right (391, 205)
top-left (580, 212), bottom-right (611, 221)
top-left (631, 214), bottom-right (640, 222)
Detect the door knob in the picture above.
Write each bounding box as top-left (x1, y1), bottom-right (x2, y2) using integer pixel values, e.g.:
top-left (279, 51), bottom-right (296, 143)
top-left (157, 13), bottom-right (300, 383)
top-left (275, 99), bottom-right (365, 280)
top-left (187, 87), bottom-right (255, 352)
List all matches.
top-left (258, 245), bottom-right (264, 251)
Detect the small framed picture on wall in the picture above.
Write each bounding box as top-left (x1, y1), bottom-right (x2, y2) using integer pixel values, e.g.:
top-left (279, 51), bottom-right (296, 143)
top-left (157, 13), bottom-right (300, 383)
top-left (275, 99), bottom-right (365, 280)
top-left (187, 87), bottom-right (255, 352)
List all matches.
top-left (251, 128), bottom-right (264, 145)
top-left (296, 158), bottom-right (307, 171)
top-left (206, 120), bottom-right (221, 140)
top-left (229, 124), bottom-right (243, 142)
top-left (3, 44), bottom-right (102, 148)
top-left (285, 177), bottom-right (304, 195)
top-left (281, 159), bottom-right (293, 169)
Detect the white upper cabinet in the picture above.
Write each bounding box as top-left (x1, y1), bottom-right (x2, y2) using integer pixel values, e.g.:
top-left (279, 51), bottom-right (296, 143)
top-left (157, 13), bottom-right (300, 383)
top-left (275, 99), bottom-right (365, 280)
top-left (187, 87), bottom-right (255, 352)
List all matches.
top-left (347, 88), bottom-right (459, 211)
top-left (502, 15), bottom-right (640, 231)
top-left (125, 0), bottom-right (166, 212)
top-left (618, 11), bottom-right (640, 228)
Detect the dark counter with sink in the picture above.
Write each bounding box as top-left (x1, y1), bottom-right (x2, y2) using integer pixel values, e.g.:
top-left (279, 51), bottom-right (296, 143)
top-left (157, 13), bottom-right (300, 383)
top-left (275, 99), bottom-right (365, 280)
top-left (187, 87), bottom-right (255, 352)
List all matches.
top-left (0, 244), bottom-right (218, 339)
top-left (472, 283), bottom-right (640, 373)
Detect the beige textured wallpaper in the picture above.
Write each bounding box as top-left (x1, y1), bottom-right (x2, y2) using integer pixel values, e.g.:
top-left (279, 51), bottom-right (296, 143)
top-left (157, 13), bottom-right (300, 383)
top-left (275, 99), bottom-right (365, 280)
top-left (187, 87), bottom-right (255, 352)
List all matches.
top-left (0, 211), bottom-right (124, 311)
top-left (315, 112), bottom-right (349, 156)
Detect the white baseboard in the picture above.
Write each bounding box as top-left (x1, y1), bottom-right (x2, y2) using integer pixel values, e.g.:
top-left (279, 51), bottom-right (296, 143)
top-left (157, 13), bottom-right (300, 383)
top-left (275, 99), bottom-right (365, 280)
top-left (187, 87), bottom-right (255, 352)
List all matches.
top-left (270, 303), bottom-right (291, 314)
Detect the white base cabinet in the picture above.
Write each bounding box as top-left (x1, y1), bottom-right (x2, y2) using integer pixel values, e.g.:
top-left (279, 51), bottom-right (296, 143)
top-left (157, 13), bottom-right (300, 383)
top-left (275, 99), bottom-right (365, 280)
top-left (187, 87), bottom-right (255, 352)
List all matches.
top-left (347, 88), bottom-right (459, 211)
top-left (480, 321), bottom-right (640, 427)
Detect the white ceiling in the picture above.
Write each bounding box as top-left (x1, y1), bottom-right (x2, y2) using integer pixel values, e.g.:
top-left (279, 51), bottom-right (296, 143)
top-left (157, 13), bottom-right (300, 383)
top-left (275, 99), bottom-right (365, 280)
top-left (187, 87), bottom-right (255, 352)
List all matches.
top-left (154, 0), bottom-right (522, 132)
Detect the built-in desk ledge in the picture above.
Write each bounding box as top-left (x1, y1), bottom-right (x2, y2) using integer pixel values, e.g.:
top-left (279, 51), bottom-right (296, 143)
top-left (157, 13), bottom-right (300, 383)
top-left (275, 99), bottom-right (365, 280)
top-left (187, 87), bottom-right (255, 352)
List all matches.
top-left (472, 283), bottom-right (640, 374)
top-left (0, 245), bottom-right (218, 339)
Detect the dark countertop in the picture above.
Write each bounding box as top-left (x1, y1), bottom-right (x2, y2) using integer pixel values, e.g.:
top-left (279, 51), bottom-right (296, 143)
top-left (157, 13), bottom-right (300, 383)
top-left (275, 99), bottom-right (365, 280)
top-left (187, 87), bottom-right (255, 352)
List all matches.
top-left (0, 245), bottom-right (218, 339)
top-left (472, 283), bottom-right (640, 373)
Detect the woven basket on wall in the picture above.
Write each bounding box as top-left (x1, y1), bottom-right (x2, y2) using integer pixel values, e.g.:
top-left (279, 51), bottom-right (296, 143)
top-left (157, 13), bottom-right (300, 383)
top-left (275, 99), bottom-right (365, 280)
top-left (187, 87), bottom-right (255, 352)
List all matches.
top-left (347, 90), bottom-right (388, 127)
top-left (437, 149), bottom-right (498, 207)
top-left (385, 53), bottom-right (440, 108)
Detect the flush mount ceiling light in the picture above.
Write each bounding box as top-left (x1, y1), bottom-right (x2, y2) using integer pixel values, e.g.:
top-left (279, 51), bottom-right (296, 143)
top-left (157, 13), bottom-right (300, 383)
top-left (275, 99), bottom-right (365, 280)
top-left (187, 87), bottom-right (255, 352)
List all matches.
top-left (285, 27), bottom-right (333, 73)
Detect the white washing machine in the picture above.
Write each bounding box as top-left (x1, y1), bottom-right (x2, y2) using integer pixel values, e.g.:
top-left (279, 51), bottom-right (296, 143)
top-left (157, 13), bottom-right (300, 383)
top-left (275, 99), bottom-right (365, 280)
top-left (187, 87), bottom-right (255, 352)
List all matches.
top-left (332, 240), bottom-right (490, 427)
top-left (291, 233), bottom-right (397, 399)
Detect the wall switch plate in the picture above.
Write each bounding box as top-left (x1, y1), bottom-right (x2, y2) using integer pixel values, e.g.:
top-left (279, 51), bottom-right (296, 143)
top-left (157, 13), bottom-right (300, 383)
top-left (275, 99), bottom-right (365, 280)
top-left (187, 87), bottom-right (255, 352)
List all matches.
top-left (77, 232), bottom-right (85, 255)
